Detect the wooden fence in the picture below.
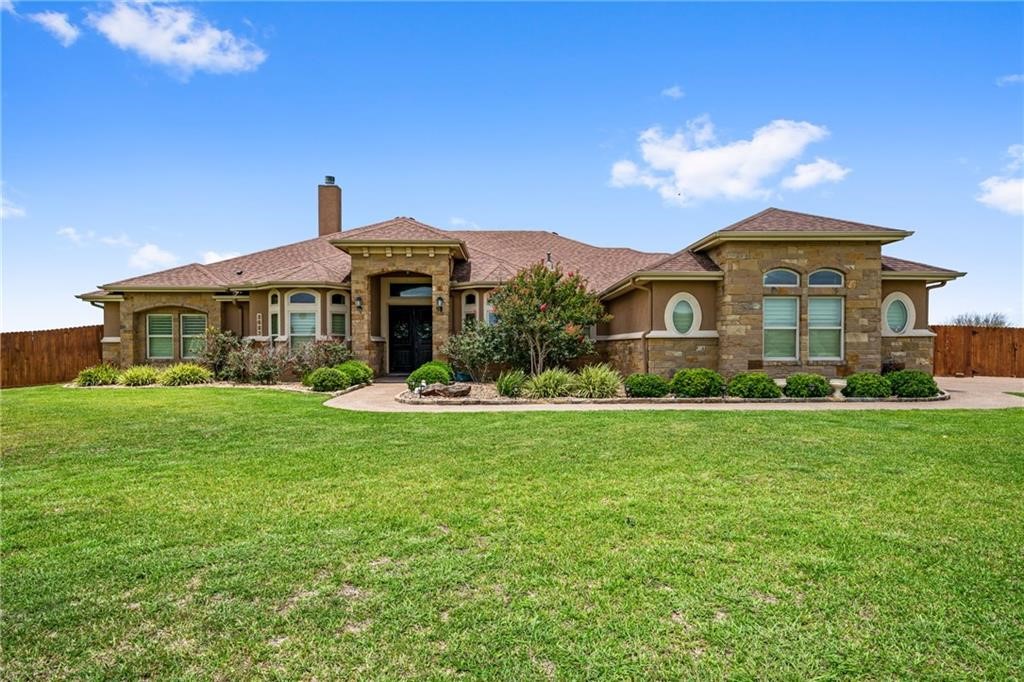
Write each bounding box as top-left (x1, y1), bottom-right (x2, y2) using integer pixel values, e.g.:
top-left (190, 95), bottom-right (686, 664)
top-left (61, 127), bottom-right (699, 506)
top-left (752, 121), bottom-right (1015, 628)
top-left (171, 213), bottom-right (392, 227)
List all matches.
top-left (1, 325), bottom-right (103, 388)
top-left (932, 325), bottom-right (1024, 377)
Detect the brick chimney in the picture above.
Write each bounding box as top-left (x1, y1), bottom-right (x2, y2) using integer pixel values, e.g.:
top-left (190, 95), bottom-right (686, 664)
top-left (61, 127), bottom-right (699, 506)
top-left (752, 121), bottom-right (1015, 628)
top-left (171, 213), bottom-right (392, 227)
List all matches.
top-left (318, 176), bottom-right (342, 236)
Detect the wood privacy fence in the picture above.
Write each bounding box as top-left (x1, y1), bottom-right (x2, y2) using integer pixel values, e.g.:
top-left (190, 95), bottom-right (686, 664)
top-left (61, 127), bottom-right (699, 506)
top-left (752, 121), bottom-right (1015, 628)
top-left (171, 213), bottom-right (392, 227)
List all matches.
top-left (932, 325), bottom-right (1024, 377)
top-left (1, 325), bottom-right (103, 388)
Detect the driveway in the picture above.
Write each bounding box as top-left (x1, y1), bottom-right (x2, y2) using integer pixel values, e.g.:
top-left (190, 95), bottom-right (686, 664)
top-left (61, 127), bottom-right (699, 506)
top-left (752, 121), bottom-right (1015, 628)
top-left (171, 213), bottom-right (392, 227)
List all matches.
top-left (325, 376), bottom-right (1024, 413)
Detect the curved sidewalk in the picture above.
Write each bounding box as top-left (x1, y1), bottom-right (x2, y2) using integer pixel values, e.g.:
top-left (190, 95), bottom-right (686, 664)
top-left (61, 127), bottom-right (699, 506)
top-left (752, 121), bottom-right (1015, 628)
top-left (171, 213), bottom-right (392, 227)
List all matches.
top-left (325, 376), bottom-right (1024, 413)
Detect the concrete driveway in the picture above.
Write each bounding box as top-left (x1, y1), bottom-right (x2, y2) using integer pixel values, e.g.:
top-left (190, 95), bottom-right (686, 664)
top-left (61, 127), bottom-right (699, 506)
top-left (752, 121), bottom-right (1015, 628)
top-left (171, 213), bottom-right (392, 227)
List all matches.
top-left (325, 376), bottom-right (1024, 413)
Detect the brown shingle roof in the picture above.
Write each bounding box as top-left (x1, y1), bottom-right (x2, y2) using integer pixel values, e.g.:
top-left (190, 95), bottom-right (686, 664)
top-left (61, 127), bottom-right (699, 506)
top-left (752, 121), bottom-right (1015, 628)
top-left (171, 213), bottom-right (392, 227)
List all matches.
top-left (881, 255), bottom-right (960, 274)
top-left (720, 207), bottom-right (910, 233)
top-left (332, 217), bottom-right (459, 242)
top-left (644, 249), bottom-right (720, 273)
top-left (102, 262), bottom-right (227, 289)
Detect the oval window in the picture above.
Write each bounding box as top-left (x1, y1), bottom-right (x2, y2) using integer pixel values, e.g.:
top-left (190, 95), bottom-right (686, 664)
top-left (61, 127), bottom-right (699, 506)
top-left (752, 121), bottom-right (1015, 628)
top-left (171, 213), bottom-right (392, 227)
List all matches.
top-left (672, 299), bottom-right (694, 334)
top-left (809, 269), bottom-right (843, 286)
top-left (289, 292), bottom-right (316, 304)
top-left (764, 269), bottom-right (799, 286)
top-left (886, 300), bottom-right (908, 334)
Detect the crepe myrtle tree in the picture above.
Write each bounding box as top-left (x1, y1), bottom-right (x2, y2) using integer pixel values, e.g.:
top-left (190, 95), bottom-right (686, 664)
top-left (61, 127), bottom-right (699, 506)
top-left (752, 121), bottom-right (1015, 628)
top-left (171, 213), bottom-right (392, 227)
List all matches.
top-left (488, 262), bottom-right (610, 375)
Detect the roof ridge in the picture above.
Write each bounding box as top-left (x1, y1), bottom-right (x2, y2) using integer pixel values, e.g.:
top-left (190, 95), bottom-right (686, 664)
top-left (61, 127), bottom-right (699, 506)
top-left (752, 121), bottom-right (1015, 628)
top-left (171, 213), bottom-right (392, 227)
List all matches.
top-left (727, 207), bottom-right (907, 233)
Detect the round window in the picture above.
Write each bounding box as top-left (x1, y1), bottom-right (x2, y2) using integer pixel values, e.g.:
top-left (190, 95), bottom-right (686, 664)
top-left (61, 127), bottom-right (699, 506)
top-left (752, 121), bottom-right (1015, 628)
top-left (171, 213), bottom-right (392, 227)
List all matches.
top-left (672, 299), bottom-right (694, 334)
top-left (886, 300), bottom-right (908, 333)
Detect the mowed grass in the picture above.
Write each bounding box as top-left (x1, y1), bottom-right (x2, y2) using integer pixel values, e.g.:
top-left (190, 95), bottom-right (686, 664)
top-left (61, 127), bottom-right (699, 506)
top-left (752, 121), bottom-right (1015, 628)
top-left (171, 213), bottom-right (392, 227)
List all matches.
top-left (3, 387), bottom-right (1023, 679)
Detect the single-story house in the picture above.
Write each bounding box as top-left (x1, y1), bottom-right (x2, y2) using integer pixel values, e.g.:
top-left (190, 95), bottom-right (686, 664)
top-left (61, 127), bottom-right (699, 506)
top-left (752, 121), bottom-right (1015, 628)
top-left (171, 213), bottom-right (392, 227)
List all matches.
top-left (79, 177), bottom-right (964, 378)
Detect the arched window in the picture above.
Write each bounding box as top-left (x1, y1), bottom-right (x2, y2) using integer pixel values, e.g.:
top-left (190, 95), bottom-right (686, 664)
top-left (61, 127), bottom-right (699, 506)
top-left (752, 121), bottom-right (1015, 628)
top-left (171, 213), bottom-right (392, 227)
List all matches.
top-left (809, 269), bottom-right (844, 287)
top-left (763, 268), bottom-right (799, 286)
top-left (462, 292), bottom-right (478, 324)
top-left (663, 292), bottom-right (703, 336)
top-left (268, 290), bottom-right (281, 341)
top-left (882, 292), bottom-right (915, 335)
top-left (329, 291), bottom-right (348, 338)
top-left (286, 290), bottom-right (319, 348)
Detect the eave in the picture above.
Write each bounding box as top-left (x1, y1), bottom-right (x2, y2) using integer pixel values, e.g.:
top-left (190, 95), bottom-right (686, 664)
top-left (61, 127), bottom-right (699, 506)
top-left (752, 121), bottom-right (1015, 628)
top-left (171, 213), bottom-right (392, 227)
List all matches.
top-left (329, 238), bottom-right (469, 261)
top-left (687, 229), bottom-right (914, 253)
top-left (881, 270), bottom-right (966, 282)
top-left (600, 271), bottom-right (724, 300)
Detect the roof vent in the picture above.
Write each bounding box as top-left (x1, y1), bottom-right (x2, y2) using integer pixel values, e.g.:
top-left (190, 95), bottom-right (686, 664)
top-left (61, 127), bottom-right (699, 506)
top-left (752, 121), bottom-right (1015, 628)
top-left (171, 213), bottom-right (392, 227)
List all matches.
top-left (324, 175), bottom-right (335, 185)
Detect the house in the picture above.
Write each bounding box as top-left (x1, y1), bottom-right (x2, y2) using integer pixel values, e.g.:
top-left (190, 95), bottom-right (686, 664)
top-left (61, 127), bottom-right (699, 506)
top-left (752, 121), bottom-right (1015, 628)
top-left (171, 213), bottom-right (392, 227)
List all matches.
top-left (79, 177), bottom-right (964, 378)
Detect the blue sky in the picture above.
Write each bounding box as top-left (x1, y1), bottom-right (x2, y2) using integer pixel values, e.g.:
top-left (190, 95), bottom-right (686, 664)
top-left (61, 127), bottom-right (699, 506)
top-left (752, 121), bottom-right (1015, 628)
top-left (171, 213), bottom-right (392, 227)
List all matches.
top-left (2, 1), bottom-right (1022, 331)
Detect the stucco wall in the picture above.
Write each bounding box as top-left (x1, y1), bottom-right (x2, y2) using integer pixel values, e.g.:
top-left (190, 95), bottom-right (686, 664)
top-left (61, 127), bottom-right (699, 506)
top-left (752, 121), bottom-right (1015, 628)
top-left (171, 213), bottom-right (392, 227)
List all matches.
top-left (881, 280), bottom-right (930, 330)
top-left (651, 281), bottom-right (718, 332)
top-left (706, 241), bottom-right (883, 378)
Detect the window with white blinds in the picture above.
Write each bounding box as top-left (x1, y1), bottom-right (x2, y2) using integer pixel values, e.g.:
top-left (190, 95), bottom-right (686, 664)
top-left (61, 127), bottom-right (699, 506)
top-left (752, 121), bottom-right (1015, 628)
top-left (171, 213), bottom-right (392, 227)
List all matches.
top-left (763, 297), bottom-right (798, 360)
top-left (147, 314), bottom-right (173, 359)
top-left (180, 314), bottom-right (207, 359)
top-left (808, 297), bottom-right (843, 359)
top-left (290, 312), bottom-right (316, 349)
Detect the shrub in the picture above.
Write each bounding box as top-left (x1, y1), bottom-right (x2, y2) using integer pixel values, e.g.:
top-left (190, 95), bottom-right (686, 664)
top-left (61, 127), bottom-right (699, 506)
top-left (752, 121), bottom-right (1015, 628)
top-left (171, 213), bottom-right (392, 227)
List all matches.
top-left (886, 369), bottom-right (939, 398)
top-left (335, 360), bottom-right (374, 385)
top-left (407, 361), bottom-right (454, 390)
top-left (218, 342), bottom-right (288, 384)
top-left (75, 363), bottom-right (121, 386)
top-left (306, 367), bottom-right (351, 392)
top-left (670, 368), bottom-right (726, 398)
top-left (117, 365), bottom-right (160, 386)
top-left (727, 372), bottom-right (782, 399)
top-left (523, 368), bottom-right (576, 399)
top-left (290, 340), bottom-right (352, 378)
top-left (197, 328), bottom-right (240, 378)
top-left (159, 362), bottom-right (213, 386)
top-left (496, 369), bottom-right (527, 398)
top-left (624, 373), bottom-right (671, 398)
top-left (573, 363), bottom-right (622, 399)
top-left (441, 320), bottom-right (506, 381)
top-left (841, 372), bottom-right (892, 398)
top-left (783, 373), bottom-right (834, 398)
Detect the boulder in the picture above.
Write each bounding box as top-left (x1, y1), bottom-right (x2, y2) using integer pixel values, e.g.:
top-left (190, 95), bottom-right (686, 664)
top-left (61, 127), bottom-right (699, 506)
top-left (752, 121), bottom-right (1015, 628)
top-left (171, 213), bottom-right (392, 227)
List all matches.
top-left (419, 382), bottom-right (471, 398)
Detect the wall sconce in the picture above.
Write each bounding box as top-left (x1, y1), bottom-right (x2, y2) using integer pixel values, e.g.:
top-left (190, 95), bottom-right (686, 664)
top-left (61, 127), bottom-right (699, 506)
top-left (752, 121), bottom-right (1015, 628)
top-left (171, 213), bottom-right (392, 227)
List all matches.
top-left (354, 296), bottom-right (363, 312)
top-left (435, 295), bottom-right (445, 313)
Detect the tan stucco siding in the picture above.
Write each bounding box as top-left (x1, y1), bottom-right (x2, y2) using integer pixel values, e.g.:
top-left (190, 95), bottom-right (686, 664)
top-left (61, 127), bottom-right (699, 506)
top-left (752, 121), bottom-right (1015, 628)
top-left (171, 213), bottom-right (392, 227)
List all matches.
top-left (651, 281), bottom-right (718, 332)
top-left (103, 302), bottom-right (120, 338)
top-left (881, 281), bottom-right (930, 329)
top-left (601, 287), bottom-right (649, 336)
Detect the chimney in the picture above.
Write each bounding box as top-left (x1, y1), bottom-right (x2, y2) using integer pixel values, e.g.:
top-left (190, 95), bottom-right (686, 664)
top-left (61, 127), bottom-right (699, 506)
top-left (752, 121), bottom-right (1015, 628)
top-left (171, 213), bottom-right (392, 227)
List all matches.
top-left (318, 176), bottom-right (342, 236)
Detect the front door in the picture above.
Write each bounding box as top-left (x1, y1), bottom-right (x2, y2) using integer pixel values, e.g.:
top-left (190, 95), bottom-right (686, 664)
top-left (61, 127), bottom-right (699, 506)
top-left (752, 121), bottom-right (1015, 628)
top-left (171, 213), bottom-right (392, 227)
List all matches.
top-left (388, 305), bottom-right (433, 374)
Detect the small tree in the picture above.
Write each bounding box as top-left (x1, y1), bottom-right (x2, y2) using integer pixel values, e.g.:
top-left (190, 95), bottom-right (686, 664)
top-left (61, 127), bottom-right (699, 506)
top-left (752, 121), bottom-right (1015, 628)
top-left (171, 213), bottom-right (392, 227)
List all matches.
top-left (488, 262), bottom-right (609, 375)
top-left (948, 312), bottom-right (1009, 327)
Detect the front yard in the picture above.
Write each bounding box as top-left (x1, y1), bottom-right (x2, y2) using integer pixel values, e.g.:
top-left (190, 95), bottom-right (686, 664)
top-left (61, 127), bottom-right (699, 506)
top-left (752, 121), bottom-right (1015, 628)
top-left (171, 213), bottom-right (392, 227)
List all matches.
top-left (3, 386), bottom-right (1022, 679)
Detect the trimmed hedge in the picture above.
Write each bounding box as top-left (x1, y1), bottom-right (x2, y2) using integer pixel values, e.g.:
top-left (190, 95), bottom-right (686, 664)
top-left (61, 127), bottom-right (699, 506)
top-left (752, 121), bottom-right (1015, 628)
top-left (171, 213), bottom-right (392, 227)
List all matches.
top-left (335, 360), bottom-right (374, 386)
top-left (623, 373), bottom-right (670, 398)
top-left (117, 365), bottom-right (161, 386)
top-left (886, 369), bottom-right (939, 398)
top-left (159, 363), bottom-right (213, 386)
top-left (75, 364), bottom-right (121, 386)
top-left (670, 368), bottom-right (726, 398)
top-left (573, 364), bottom-right (622, 399)
top-left (783, 373), bottom-right (834, 398)
top-left (727, 372), bottom-right (782, 399)
top-left (307, 367), bottom-right (351, 392)
top-left (496, 369), bottom-right (526, 398)
top-left (407, 361), bottom-right (454, 390)
top-left (842, 372), bottom-right (892, 398)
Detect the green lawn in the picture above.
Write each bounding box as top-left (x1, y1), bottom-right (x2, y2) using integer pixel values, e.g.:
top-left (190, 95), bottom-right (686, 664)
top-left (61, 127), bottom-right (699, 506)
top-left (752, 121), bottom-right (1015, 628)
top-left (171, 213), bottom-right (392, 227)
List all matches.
top-left (3, 386), bottom-right (1023, 679)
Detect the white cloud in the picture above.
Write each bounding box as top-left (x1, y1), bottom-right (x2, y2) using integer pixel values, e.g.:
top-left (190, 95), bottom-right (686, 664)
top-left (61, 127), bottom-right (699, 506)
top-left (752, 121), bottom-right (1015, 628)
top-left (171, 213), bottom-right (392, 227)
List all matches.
top-left (57, 226), bottom-right (91, 245)
top-left (1, 194), bottom-right (26, 220)
top-left (976, 145), bottom-right (1024, 216)
top-left (610, 115), bottom-right (836, 205)
top-left (1, 0), bottom-right (15, 15)
top-left (781, 158), bottom-right (851, 190)
top-left (200, 250), bottom-right (241, 264)
top-left (130, 243), bottom-right (178, 269)
top-left (87, 2), bottom-right (266, 77)
top-left (661, 84), bottom-right (685, 100)
top-left (996, 74), bottom-right (1024, 86)
top-left (27, 11), bottom-right (81, 47)
top-left (99, 233), bottom-right (136, 247)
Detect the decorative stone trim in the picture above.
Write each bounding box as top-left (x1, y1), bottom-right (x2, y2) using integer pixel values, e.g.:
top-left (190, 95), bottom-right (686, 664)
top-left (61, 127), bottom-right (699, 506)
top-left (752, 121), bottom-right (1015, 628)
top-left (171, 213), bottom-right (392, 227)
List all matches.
top-left (395, 389), bottom-right (950, 406)
top-left (100, 336), bottom-right (121, 343)
top-left (596, 332), bottom-right (645, 341)
top-left (646, 329), bottom-right (719, 339)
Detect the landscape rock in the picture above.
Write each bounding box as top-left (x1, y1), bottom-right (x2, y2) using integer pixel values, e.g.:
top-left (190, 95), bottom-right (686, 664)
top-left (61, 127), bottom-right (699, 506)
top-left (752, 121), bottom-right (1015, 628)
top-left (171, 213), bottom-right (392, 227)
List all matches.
top-left (418, 382), bottom-right (471, 398)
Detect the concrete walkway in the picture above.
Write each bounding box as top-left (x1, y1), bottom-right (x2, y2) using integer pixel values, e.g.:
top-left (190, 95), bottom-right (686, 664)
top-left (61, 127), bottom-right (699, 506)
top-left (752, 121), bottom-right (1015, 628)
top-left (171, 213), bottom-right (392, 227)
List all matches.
top-left (324, 376), bottom-right (1024, 413)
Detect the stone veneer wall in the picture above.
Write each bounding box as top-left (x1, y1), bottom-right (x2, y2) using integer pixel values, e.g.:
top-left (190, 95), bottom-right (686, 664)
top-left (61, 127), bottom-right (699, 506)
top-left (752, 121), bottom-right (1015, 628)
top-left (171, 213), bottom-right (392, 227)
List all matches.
top-left (348, 252), bottom-right (452, 376)
top-left (114, 292), bottom-right (222, 366)
top-left (881, 335), bottom-right (934, 373)
top-left (647, 337), bottom-right (719, 377)
top-left (597, 339), bottom-right (644, 376)
top-left (706, 241), bottom-right (883, 378)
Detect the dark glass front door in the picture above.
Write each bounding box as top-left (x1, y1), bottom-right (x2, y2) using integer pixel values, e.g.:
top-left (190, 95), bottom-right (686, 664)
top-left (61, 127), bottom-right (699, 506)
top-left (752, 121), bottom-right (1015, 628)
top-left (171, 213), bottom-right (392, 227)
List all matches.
top-left (388, 305), bottom-right (433, 374)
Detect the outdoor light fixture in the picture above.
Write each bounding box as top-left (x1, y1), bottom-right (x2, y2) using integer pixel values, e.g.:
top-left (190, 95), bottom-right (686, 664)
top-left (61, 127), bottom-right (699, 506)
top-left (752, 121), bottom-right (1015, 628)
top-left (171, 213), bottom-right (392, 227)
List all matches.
top-left (436, 295), bottom-right (444, 312)
top-left (354, 296), bottom-right (363, 312)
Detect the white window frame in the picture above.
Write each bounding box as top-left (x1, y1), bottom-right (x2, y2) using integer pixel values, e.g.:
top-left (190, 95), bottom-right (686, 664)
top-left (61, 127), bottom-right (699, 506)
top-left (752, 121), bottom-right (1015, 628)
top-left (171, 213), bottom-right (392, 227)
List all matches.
top-left (268, 290), bottom-right (281, 342)
top-left (763, 296), bottom-right (799, 361)
top-left (462, 291), bottom-right (479, 324)
top-left (881, 291), bottom-right (916, 337)
top-left (180, 313), bottom-right (208, 359)
top-left (663, 291), bottom-right (703, 336)
top-left (808, 268), bottom-right (844, 287)
top-left (763, 268), bottom-right (800, 287)
top-left (328, 290), bottom-right (348, 339)
top-left (285, 289), bottom-right (320, 349)
top-left (146, 313), bottom-right (174, 360)
top-left (808, 297), bottom-right (844, 361)
top-left (483, 292), bottom-right (498, 325)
